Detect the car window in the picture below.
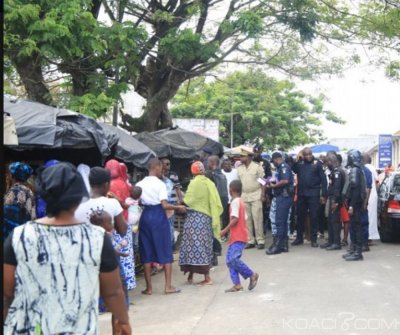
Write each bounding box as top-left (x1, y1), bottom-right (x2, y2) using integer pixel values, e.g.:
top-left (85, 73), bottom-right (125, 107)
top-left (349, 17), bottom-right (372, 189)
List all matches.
top-left (392, 174), bottom-right (400, 194)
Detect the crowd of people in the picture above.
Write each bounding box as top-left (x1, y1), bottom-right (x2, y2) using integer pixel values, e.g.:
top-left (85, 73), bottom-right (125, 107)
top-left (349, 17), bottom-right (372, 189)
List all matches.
top-left (3, 146), bottom-right (397, 334)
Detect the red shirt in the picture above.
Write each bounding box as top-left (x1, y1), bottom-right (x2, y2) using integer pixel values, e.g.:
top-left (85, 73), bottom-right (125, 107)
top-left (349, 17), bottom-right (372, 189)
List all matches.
top-left (229, 197), bottom-right (249, 244)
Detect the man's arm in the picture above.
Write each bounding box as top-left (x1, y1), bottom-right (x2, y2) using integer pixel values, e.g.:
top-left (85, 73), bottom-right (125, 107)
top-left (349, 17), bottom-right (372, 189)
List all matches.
top-left (318, 163), bottom-right (328, 198)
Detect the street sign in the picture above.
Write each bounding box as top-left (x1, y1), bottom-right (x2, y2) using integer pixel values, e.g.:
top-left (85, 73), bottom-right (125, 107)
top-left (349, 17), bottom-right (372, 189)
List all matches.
top-left (378, 134), bottom-right (393, 168)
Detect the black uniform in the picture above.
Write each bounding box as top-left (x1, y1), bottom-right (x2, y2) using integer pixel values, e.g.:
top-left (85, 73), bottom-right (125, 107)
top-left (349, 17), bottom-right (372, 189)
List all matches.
top-left (292, 159), bottom-right (327, 244)
top-left (327, 167), bottom-right (346, 247)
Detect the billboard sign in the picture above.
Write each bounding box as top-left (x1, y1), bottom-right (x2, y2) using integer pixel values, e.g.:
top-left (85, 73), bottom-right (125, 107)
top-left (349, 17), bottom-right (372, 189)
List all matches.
top-left (173, 118), bottom-right (220, 142)
top-left (378, 134), bottom-right (392, 168)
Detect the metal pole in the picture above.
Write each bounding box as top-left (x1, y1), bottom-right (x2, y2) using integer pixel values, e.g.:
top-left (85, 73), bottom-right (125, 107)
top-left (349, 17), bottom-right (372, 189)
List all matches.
top-left (230, 96), bottom-right (234, 148)
top-left (112, 68), bottom-right (119, 126)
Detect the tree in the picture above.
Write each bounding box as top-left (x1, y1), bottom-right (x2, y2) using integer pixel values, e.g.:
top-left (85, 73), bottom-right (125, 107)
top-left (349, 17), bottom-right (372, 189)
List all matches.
top-left (4, 1), bottom-right (399, 129)
top-left (171, 69), bottom-right (344, 149)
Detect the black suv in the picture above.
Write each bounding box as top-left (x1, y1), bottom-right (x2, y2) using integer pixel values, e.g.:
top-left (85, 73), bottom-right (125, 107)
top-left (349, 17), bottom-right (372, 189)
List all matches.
top-left (378, 172), bottom-right (400, 242)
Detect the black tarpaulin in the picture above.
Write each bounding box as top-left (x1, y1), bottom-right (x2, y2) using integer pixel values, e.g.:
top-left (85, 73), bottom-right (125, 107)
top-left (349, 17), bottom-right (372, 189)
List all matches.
top-left (134, 127), bottom-right (224, 159)
top-left (100, 123), bottom-right (155, 168)
top-left (4, 97), bottom-right (111, 159)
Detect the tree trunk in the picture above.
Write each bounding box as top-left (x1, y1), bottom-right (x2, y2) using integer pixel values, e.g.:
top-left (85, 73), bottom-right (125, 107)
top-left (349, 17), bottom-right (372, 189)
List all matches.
top-left (13, 53), bottom-right (53, 105)
top-left (121, 70), bottom-right (185, 132)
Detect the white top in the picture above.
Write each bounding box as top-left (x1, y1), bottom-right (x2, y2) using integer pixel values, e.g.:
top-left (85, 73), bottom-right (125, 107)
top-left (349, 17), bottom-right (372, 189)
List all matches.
top-left (222, 169), bottom-right (239, 203)
top-left (75, 196), bottom-right (123, 225)
top-left (230, 197), bottom-right (248, 220)
top-left (5, 222), bottom-right (105, 335)
top-left (136, 176), bottom-right (168, 205)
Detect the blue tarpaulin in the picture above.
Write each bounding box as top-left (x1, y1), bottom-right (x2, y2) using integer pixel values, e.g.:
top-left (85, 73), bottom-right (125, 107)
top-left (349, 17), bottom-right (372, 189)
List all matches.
top-left (311, 144), bottom-right (339, 153)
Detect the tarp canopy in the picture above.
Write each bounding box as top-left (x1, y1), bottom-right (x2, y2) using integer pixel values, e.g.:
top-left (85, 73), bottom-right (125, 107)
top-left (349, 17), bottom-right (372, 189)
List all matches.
top-left (4, 97), bottom-right (111, 160)
top-left (135, 127), bottom-right (224, 159)
top-left (311, 144), bottom-right (339, 154)
top-left (99, 123), bottom-right (156, 168)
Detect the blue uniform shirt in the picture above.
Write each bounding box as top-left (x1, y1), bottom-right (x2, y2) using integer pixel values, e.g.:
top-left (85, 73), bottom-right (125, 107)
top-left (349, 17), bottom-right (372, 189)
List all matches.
top-left (273, 162), bottom-right (294, 197)
top-left (362, 166), bottom-right (372, 189)
top-left (293, 159), bottom-right (327, 198)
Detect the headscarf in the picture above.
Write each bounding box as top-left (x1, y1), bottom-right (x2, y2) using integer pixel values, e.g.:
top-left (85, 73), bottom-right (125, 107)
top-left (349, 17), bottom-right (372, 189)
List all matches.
top-left (36, 160), bottom-right (60, 218)
top-left (77, 164), bottom-right (91, 193)
top-left (9, 162), bottom-right (33, 182)
top-left (119, 163), bottom-right (132, 188)
top-left (184, 175), bottom-right (223, 240)
top-left (191, 161), bottom-right (205, 176)
top-left (35, 162), bottom-right (88, 216)
top-left (105, 159), bottom-right (131, 220)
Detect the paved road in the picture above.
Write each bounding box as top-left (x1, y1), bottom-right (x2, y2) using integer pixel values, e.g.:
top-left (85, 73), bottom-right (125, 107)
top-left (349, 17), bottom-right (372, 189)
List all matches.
top-left (99, 237), bottom-right (400, 335)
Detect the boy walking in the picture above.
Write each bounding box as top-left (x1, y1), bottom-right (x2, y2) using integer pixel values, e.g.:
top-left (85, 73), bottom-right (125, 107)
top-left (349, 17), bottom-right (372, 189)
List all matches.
top-left (221, 180), bottom-right (260, 292)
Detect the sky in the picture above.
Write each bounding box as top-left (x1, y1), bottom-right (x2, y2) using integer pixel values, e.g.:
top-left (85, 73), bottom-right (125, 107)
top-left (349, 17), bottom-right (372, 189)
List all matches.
top-left (299, 67), bottom-right (400, 139)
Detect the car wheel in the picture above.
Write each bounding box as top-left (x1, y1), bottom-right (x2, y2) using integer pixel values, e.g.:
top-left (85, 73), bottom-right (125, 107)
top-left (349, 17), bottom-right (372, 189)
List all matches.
top-left (379, 225), bottom-right (394, 243)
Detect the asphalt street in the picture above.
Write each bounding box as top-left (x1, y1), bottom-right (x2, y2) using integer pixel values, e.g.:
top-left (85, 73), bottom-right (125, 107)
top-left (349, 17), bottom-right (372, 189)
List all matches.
top-left (99, 237), bottom-right (400, 335)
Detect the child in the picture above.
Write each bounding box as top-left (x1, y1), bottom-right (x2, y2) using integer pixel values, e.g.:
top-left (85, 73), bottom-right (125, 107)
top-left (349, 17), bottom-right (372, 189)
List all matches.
top-left (220, 180), bottom-right (259, 292)
top-left (126, 186), bottom-right (143, 234)
top-left (89, 209), bottom-right (129, 333)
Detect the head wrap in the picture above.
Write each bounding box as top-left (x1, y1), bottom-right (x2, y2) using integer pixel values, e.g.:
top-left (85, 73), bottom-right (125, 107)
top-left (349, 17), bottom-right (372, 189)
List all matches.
top-left (35, 162), bottom-right (88, 215)
top-left (9, 162), bottom-right (33, 182)
top-left (119, 162), bottom-right (132, 187)
top-left (105, 159), bottom-right (121, 179)
top-left (44, 159), bottom-right (59, 168)
top-left (89, 167), bottom-right (111, 186)
top-left (191, 161), bottom-right (205, 175)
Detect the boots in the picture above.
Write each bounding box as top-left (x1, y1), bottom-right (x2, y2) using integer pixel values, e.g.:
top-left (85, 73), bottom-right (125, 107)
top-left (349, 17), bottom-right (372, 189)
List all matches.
top-left (342, 244), bottom-right (356, 259)
top-left (345, 245), bottom-right (363, 261)
top-left (282, 236), bottom-right (289, 252)
top-left (266, 238), bottom-right (283, 255)
top-left (267, 236), bottom-right (277, 254)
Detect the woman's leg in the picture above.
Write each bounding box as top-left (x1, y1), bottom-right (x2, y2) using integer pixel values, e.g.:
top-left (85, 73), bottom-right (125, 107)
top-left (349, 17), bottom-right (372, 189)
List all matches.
top-left (142, 263), bottom-right (152, 294)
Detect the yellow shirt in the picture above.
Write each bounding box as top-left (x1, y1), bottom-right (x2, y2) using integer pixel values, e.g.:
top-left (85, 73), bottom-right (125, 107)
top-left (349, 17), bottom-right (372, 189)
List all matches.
top-left (237, 161), bottom-right (265, 202)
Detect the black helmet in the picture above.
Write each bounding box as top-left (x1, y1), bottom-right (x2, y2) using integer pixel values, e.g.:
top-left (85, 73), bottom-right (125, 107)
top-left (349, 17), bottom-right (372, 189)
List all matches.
top-left (347, 149), bottom-right (363, 168)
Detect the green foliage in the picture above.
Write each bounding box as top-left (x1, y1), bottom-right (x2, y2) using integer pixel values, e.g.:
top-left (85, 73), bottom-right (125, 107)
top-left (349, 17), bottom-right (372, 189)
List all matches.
top-left (68, 92), bottom-right (114, 118)
top-left (4, 0), bottom-right (146, 116)
top-left (171, 70), bottom-right (344, 149)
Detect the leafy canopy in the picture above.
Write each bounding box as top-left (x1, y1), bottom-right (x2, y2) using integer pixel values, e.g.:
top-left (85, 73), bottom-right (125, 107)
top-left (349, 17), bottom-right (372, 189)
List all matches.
top-left (171, 69), bottom-right (344, 149)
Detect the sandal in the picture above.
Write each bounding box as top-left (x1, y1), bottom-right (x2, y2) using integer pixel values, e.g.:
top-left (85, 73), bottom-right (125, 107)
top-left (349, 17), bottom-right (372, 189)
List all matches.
top-left (248, 273), bottom-right (259, 291)
top-left (225, 286), bottom-right (243, 293)
top-left (165, 287), bottom-right (182, 295)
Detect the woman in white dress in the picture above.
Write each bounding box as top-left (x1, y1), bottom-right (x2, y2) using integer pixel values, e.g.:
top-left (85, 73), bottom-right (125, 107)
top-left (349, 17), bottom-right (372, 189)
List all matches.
top-left (363, 154), bottom-right (380, 240)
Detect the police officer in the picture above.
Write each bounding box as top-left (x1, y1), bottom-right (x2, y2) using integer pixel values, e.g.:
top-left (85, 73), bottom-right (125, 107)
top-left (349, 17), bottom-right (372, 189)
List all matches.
top-left (342, 149), bottom-right (366, 261)
top-left (291, 147), bottom-right (328, 248)
top-left (321, 152), bottom-right (346, 250)
top-left (266, 152), bottom-right (294, 255)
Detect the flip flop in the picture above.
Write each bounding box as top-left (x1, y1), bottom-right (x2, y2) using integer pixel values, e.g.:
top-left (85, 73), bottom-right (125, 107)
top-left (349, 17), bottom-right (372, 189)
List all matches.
top-left (248, 273), bottom-right (259, 291)
top-left (196, 281), bottom-right (213, 287)
top-left (225, 286), bottom-right (244, 293)
top-left (165, 287), bottom-right (181, 295)
top-left (141, 290), bottom-right (152, 295)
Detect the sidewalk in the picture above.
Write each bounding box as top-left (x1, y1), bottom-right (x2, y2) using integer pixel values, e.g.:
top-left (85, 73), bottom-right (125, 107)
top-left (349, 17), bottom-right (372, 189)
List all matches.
top-left (99, 237), bottom-right (400, 334)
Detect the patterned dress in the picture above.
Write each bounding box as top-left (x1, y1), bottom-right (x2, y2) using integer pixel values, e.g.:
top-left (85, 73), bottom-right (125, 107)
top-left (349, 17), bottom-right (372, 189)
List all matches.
top-left (179, 210), bottom-right (213, 274)
top-left (3, 183), bottom-right (36, 240)
top-left (4, 222), bottom-right (106, 334)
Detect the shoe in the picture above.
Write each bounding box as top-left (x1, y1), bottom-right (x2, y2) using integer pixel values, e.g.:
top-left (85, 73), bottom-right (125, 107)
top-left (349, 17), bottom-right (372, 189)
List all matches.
top-left (248, 273), bottom-right (260, 291)
top-left (320, 242), bottom-right (331, 249)
top-left (245, 244), bottom-right (255, 249)
top-left (345, 253), bottom-right (364, 261)
top-left (326, 244), bottom-right (341, 251)
top-left (291, 239), bottom-right (304, 246)
top-left (267, 236), bottom-right (277, 253)
top-left (362, 245), bottom-right (370, 252)
top-left (311, 241), bottom-right (319, 248)
top-left (266, 239), bottom-right (283, 255)
top-left (282, 237), bottom-right (289, 253)
top-left (257, 244), bottom-right (265, 250)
